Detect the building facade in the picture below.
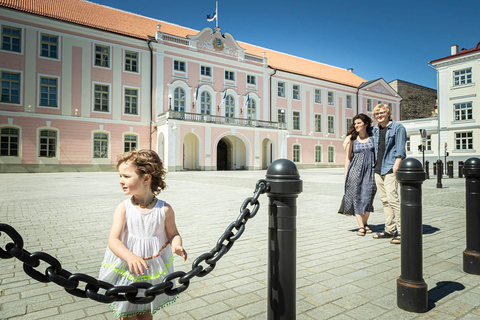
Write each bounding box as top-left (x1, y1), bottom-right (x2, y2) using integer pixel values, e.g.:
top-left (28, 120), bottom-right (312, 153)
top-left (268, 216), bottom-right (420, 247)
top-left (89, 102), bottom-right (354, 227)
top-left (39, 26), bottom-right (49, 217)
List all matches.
top-left (402, 43), bottom-right (480, 168)
top-left (388, 79), bottom-right (437, 120)
top-left (0, 0), bottom-right (400, 172)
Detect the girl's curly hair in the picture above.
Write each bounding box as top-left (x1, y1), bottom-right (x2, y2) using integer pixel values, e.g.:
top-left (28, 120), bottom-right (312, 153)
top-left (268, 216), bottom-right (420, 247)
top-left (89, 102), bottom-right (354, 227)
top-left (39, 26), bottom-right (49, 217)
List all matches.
top-left (347, 113), bottom-right (373, 140)
top-left (116, 149), bottom-right (167, 195)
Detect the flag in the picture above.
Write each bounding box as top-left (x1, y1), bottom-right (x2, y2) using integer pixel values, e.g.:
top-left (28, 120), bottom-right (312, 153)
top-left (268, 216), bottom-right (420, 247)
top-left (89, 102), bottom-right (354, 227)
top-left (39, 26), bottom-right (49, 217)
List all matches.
top-left (244, 93), bottom-right (250, 109)
top-left (207, 11), bottom-right (216, 22)
top-left (222, 90), bottom-right (227, 106)
top-left (193, 84), bottom-right (199, 101)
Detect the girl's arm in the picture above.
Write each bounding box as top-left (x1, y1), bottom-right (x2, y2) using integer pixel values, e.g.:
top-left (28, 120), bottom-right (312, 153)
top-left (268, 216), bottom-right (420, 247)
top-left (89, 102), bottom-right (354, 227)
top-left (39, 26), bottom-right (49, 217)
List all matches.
top-left (165, 203), bottom-right (187, 261)
top-left (107, 202), bottom-right (149, 276)
top-left (344, 139), bottom-right (353, 181)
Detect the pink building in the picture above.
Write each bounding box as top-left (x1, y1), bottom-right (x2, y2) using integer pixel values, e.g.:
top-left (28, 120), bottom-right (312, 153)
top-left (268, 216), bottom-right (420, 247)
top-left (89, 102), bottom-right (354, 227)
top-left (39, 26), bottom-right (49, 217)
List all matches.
top-left (0, 0), bottom-right (401, 172)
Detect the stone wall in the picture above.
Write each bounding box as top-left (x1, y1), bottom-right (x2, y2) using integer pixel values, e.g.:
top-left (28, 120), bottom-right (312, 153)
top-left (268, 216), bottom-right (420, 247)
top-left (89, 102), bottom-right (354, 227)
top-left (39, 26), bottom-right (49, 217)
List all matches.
top-left (388, 80), bottom-right (437, 120)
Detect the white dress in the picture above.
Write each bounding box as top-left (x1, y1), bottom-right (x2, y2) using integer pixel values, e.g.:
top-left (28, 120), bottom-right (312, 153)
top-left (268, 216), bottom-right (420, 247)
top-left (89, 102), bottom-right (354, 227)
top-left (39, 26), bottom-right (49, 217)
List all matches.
top-left (99, 198), bottom-right (177, 318)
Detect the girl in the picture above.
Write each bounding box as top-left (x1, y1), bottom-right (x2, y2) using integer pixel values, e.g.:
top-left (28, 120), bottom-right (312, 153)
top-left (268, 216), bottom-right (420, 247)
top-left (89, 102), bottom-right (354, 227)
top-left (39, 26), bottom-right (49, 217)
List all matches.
top-left (99, 149), bottom-right (187, 320)
top-left (343, 114), bottom-right (377, 236)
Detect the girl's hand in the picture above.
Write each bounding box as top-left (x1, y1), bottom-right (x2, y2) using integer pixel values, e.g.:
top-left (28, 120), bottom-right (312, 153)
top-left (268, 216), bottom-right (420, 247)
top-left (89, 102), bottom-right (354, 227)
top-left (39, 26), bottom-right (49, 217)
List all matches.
top-left (127, 255), bottom-right (149, 276)
top-left (173, 245), bottom-right (187, 261)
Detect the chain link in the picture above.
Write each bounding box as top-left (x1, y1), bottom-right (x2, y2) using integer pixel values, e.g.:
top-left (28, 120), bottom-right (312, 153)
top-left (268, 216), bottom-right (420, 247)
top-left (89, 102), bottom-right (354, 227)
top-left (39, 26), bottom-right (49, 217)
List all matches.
top-left (0, 179), bottom-right (269, 304)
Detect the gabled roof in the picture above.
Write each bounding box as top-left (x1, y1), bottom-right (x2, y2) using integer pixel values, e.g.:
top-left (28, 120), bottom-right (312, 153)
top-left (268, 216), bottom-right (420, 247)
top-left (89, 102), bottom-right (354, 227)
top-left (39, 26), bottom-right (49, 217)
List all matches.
top-left (430, 42), bottom-right (480, 64)
top-left (0, 0), bottom-right (367, 87)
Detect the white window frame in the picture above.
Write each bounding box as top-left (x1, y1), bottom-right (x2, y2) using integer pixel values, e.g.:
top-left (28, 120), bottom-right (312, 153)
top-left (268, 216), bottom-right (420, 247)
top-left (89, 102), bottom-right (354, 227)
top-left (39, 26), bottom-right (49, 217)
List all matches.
top-left (314, 114), bottom-right (322, 133)
top-left (123, 133), bottom-right (139, 153)
top-left (93, 43), bottom-right (111, 69)
top-left (328, 146), bottom-right (335, 163)
top-left (278, 81), bottom-right (285, 98)
top-left (247, 74), bottom-right (256, 85)
top-left (92, 82), bottom-right (111, 114)
top-left (201, 65), bottom-right (212, 77)
top-left (225, 70), bottom-right (235, 81)
top-left (0, 126), bottom-right (21, 157)
top-left (92, 131), bottom-right (110, 160)
top-left (292, 84), bottom-right (300, 100)
top-left (293, 144), bottom-right (301, 163)
top-left (455, 132), bottom-right (474, 150)
top-left (1, 69), bottom-right (22, 105)
top-left (367, 99), bottom-right (372, 112)
top-left (278, 108), bottom-right (286, 123)
top-left (200, 91), bottom-right (212, 115)
top-left (346, 118), bottom-right (353, 133)
top-left (454, 102), bottom-right (473, 121)
top-left (174, 60), bottom-right (186, 72)
top-left (406, 136), bottom-right (411, 152)
top-left (453, 68), bottom-right (472, 86)
top-left (39, 33), bottom-right (60, 60)
top-left (346, 95), bottom-right (352, 109)
top-left (123, 85), bottom-right (140, 116)
top-left (327, 91), bottom-right (334, 106)
top-left (315, 89), bottom-right (321, 104)
top-left (1, 24), bottom-right (22, 54)
top-left (293, 111), bottom-right (301, 130)
top-left (38, 128), bottom-right (58, 158)
top-left (315, 145), bottom-right (322, 163)
top-left (328, 115), bottom-right (335, 134)
top-left (38, 74), bottom-right (60, 109)
top-left (124, 50), bottom-right (139, 73)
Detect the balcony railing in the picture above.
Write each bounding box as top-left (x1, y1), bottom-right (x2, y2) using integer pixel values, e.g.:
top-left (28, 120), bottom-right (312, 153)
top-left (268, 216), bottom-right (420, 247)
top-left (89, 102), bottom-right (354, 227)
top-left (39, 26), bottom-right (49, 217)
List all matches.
top-left (159, 110), bottom-right (287, 130)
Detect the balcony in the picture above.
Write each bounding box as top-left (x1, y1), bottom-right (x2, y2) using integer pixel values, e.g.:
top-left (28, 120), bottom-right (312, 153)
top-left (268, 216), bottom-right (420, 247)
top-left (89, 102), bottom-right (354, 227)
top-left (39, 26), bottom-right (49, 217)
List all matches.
top-left (158, 110), bottom-right (287, 130)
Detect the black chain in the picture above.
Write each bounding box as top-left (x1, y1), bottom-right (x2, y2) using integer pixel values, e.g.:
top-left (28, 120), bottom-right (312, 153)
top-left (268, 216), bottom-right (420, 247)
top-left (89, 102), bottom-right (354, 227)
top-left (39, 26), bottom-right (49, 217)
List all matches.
top-left (0, 179), bottom-right (269, 304)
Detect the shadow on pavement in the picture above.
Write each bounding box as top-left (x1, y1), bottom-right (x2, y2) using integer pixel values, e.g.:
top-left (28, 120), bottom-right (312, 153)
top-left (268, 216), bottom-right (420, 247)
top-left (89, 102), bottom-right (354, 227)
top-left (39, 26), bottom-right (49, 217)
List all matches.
top-left (428, 281), bottom-right (465, 310)
top-left (423, 224), bottom-right (440, 235)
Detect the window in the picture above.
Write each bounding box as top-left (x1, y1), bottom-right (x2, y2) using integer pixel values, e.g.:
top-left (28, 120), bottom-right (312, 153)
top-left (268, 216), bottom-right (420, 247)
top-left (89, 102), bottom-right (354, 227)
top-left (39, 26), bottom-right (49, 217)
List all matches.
top-left (328, 116), bottom-right (334, 134)
top-left (39, 130), bottom-right (57, 158)
top-left (1, 26), bottom-right (21, 52)
top-left (278, 81), bottom-right (285, 97)
top-left (40, 34), bottom-right (58, 59)
top-left (346, 118), bottom-right (353, 132)
top-left (39, 77), bottom-right (57, 107)
top-left (247, 75), bottom-right (256, 85)
top-left (367, 99), bottom-right (372, 112)
top-left (201, 66), bottom-right (211, 77)
top-left (247, 99), bottom-right (256, 120)
top-left (225, 95), bottom-right (235, 119)
top-left (201, 91), bottom-right (211, 115)
top-left (124, 88), bottom-right (138, 115)
top-left (277, 109), bottom-right (286, 123)
top-left (315, 145), bottom-right (322, 163)
top-left (315, 114), bottom-right (322, 132)
top-left (328, 91), bottom-right (334, 106)
top-left (293, 111), bottom-right (300, 130)
top-left (328, 146), bottom-right (334, 163)
top-left (174, 60), bottom-right (185, 72)
top-left (454, 68), bottom-right (472, 86)
top-left (426, 135), bottom-right (432, 151)
top-left (125, 51), bottom-right (138, 72)
top-left (315, 89), bottom-right (321, 103)
top-left (225, 70), bottom-right (234, 81)
top-left (293, 85), bottom-right (300, 100)
top-left (346, 95), bottom-right (352, 109)
top-left (124, 134), bottom-right (137, 152)
top-left (1, 71), bottom-right (20, 104)
top-left (388, 102), bottom-right (393, 115)
top-left (0, 127), bottom-right (19, 156)
top-left (406, 136), bottom-right (410, 152)
top-left (93, 132), bottom-right (108, 158)
top-left (94, 84), bottom-right (109, 112)
top-left (293, 145), bottom-right (300, 162)
top-left (94, 44), bottom-right (110, 67)
top-left (173, 87), bottom-right (185, 112)
top-left (377, 100), bottom-right (382, 105)
top-left (455, 132), bottom-right (473, 150)
top-left (454, 102), bottom-right (473, 121)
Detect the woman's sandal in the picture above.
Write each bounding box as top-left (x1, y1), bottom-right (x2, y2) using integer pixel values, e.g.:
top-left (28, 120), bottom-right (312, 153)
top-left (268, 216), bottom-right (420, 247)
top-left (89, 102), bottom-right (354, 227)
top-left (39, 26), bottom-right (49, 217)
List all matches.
top-left (390, 235), bottom-right (401, 244)
top-left (357, 227), bottom-right (366, 236)
top-left (364, 224), bottom-right (373, 233)
top-left (373, 231), bottom-right (394, 239)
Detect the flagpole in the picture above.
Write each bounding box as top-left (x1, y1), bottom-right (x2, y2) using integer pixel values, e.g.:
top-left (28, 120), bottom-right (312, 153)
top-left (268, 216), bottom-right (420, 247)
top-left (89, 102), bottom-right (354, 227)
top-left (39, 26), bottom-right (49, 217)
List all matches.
top-left (216, 1), bottom-right (218, 29)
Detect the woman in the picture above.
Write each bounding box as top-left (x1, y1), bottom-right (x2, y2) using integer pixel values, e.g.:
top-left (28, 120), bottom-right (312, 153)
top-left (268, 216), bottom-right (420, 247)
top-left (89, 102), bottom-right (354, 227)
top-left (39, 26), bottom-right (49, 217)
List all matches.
top-left (343, 114), bottom-right (377, 236)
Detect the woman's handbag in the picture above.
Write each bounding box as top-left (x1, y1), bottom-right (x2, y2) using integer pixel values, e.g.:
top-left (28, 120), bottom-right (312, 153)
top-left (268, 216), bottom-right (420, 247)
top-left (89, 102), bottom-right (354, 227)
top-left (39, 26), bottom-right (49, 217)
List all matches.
top-left (337, 195), bottom-right (345, 214)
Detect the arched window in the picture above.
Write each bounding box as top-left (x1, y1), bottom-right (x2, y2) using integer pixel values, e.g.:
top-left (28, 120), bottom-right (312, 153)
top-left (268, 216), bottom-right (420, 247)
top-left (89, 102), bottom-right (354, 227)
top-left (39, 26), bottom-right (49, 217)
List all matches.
top-left (39, 129), bottom-right (57, 157)
top-left (201, 91), bottom-right (211, 115)
top-left (93, 132), bottom-right (109, 158)
top-left (247, 99), bottom-right (256, 120)
top-left (293, 144), bottom-right (301, 163)
top-left (124, 134), bottom-right (138, 152)
top-left (315, 145), bottom-right (322, 163)
top-left (0, 127), bottom-right (19, 156)
top-left (225, 94), bottom-right (235, 119)
top-left (328, 146), bottom-right (335, 163)
top-left (173, 87), bottom-right (185, 112)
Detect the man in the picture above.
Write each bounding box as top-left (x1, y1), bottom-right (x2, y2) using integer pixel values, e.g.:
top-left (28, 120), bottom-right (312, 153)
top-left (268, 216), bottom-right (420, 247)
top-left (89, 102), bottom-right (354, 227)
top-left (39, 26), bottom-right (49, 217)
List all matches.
top-left (371, 104), bottom-right (406, 244)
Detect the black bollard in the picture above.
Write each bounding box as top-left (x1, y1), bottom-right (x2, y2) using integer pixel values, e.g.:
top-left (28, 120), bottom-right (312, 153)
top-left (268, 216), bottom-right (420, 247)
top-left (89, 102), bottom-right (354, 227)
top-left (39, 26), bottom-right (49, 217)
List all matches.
top-left (396, 158), bottom-right (428, 313)
top-left (265, 159), bottom-right (302, 320)
top-left (462, 157), bottom-right (480, 275)
top-left (459, 161), bottom-right (464, 178)
top-left (425, 160), bottom-right (430, 179)
top-left (447, 161), bottom-right (454, 178)
top-left (433, 162), bottom-right (437, 175)
top-left (436, 159), bottom-right (443, 188)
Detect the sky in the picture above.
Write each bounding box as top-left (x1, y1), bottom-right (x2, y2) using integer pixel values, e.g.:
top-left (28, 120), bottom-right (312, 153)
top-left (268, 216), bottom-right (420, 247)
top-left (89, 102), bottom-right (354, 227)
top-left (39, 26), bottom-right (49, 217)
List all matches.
top-left (89, 0), bottom-right (480, 89)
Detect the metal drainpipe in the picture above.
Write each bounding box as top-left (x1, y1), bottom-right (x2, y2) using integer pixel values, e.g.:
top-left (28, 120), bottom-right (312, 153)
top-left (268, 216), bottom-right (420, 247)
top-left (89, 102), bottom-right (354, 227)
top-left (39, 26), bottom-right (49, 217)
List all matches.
top-left (428, 62), bottom-right (440, 161)
top-left (356, 87), bottom-right (359, 114)
top-left (269, 68), bottom-right (277, 122)
top-left (148, 39), bottom-right (154, 150)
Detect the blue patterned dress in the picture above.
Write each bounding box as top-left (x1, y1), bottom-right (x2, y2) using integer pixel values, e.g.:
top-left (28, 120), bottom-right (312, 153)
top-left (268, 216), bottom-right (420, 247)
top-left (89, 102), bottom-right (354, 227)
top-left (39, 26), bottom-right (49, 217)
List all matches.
top-left (344, 136), bottom-right (376, 215)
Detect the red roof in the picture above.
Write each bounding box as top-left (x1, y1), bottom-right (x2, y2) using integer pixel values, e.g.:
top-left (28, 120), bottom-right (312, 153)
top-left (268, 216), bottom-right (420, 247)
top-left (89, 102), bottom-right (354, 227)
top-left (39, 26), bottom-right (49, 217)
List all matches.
top-left (430, 42), bottom-right (480, 64)
top-left (0, 0), bottom-right (366, 87)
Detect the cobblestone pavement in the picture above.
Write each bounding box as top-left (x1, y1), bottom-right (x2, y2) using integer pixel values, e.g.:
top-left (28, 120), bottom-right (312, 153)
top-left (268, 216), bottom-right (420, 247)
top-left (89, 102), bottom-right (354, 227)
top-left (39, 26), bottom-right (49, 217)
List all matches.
top-left (0, 166), bottom-right (479, 319)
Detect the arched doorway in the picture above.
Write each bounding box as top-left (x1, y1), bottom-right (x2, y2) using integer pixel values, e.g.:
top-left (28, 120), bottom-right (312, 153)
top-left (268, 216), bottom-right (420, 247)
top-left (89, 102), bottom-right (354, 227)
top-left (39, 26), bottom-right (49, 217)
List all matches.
top-left (183, 133), bottom-right (199, 170)
top-left (262, 138), bottom-right (273, 169)
top-left (216, 136), bottom-right (247, 170)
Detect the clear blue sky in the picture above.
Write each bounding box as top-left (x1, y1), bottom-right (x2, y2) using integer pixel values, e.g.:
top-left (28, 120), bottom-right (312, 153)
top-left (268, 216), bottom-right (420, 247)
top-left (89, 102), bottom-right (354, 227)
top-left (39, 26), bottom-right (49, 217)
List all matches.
top-left (90, 0), bottom-right (480, 89)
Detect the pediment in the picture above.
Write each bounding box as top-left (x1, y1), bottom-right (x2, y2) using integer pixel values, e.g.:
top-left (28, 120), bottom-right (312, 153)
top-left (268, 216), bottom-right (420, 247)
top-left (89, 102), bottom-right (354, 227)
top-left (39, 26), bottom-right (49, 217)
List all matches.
top-left (359, 78), bottom-right (399, 97)
top-left (187, 27), bottom-right (245, 58)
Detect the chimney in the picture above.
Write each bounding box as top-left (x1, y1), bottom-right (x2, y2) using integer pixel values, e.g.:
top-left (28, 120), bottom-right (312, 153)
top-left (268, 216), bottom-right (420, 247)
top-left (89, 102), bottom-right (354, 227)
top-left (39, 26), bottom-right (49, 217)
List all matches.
top-left (451, 45), bottom-right (458, 55)
top-left (347, 68), bottom-right (353, 73)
